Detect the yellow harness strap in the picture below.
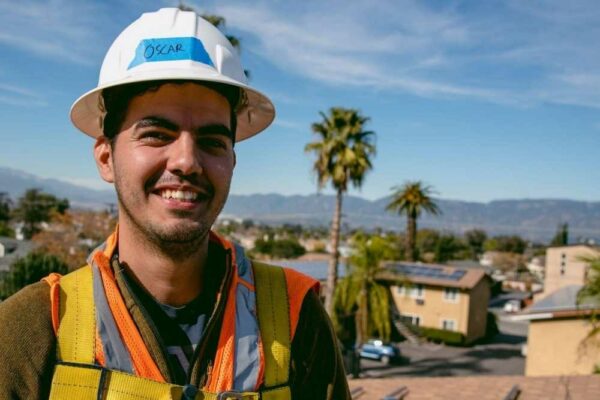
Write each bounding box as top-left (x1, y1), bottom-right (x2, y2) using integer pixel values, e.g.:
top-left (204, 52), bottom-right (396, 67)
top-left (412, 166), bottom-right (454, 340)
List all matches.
top-left (51, 363), bottom-right (259, 400)
top-left (49, 263), bottom-right (293, 400)
top-left (254, 263), bottom-right (292, 400)
top-left (56, 266), bottom-right (96, 364)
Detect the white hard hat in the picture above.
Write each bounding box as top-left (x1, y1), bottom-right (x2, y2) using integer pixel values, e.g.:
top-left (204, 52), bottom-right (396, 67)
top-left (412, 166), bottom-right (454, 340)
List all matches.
top-left (70, 7), bottom-right (275, 142)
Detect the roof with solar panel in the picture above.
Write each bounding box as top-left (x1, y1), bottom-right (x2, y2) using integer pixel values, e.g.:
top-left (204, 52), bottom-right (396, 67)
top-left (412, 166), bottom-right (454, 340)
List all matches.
top-left (378, 262), bottom-right (488, 289)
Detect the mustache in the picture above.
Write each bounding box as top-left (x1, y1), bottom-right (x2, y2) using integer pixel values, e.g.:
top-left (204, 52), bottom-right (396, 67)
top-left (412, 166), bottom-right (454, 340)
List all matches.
top-left (146, 173), bottom-right (215, 196)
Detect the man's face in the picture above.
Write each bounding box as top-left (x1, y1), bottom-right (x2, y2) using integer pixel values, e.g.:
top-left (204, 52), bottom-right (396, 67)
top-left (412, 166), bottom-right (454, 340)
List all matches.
top-left (95, 82), bottom-right (235, 251)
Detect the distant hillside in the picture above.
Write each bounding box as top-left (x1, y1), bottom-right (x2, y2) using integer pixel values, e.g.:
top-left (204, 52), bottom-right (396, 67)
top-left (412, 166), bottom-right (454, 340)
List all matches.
top-left (0, 166), bottom-right (116, 209)
top-left (222, 194), bottom-right (600, 242)
top-left (2, 166), bottom-right (599, 242)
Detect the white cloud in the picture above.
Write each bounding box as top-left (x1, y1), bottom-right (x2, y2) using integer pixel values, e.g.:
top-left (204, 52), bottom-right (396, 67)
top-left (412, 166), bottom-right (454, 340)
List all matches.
top-left (213, 0), bottom-right (600, 109)
top-left (272, 119), bottom-right (304, 131)
top-left (0, 0), bottom-right (117, 65)
top-left (0, 83), bottom-right (47, 107)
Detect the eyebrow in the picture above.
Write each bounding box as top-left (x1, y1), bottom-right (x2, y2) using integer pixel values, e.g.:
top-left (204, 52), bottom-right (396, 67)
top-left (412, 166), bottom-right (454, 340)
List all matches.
top-left (135, 116), bottom-right (233, 139)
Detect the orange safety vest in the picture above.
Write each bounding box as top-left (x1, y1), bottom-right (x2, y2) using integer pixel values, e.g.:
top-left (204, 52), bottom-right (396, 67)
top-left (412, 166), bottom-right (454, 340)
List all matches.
top-left (43, 230), bottom-right (318, 399)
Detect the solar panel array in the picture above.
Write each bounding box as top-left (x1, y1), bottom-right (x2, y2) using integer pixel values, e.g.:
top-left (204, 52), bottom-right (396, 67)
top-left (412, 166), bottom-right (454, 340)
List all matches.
top-left (390, 263), bottom-right (467, 281)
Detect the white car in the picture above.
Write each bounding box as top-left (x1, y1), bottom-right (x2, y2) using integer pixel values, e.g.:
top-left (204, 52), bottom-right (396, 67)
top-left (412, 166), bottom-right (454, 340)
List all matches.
top-left (503, 299), bottom-right (522, 313)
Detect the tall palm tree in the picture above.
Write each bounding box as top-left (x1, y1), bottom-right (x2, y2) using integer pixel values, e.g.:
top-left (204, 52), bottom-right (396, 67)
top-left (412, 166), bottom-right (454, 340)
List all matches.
top-left (305, 108), bottom-right (376, 314)
top-left (386, 181), bottom-right (440, 262)
top-left (333, 234), bottom-right (392, 349)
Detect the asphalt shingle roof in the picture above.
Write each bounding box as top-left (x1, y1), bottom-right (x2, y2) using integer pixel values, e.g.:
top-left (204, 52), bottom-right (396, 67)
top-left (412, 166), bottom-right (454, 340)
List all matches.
top-left (349, 375), bottom-right (600, 400)
top-left (527, 285), bottom-right (597, 313)
top-left (0, 237), bottom-right (35, 272)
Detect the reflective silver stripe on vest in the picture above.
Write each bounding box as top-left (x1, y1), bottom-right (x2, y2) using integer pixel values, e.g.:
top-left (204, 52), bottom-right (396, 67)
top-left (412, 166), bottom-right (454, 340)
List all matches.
top-left (84, 238), bottom-right (263, 390)
top-left (232, 243), bottom-right (261, 390)
top-left (89, 250), bottom-right (135, 373)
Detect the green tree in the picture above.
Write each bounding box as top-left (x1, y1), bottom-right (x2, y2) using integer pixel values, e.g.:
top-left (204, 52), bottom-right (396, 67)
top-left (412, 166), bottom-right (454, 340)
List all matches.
top-left (305, 107), bottom-right (376, 314)
top-left (550, 223), bottom-right (569, 246)
top-left (434, 233), bottom-right (466, 263)
top-left (12, 189), bottom-right (69, 239)
top-left (483, 235), bottom-right (526, 254)
top-left (576, 255), bottom-right (600, 372)
top-left (333, 234), bottom-right (392, 349)
top-left (253, 238), bottom-right (306, 259)
top-left (416, 229), bottom-right (440, 261)
top-left (577, 255), bottom-right (600, 305)
top-left (0, 251), bottom-right (69, 299)
top-left (0, 192), bottom-right (14, 237)
top-left (386, 181), bottom-right (440, 262)
top-left (465, 229), bottom-right (487, 259)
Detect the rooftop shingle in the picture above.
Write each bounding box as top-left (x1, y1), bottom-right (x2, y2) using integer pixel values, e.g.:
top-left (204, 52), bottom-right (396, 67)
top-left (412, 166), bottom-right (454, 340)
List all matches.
top-left (349, 375), bottom-right (600, 400)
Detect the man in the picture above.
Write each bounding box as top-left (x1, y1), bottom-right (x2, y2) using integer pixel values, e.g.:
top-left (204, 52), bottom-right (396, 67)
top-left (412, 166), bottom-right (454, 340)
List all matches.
top-left (0, 8), bottom-right (350, 399)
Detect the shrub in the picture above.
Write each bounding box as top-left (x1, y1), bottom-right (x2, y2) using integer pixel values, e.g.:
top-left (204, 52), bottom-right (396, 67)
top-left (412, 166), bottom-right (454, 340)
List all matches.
top-left (0, 251), bottom-right (69, 300)
top-left (485, 311), bottom-right (499, 338)
top-left (253, 238), bottom-right (306, 259)
top-left (419, 327), bottom-right (466, 346)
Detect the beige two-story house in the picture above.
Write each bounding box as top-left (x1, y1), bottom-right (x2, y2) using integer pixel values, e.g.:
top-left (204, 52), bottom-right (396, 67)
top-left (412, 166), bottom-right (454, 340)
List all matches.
top-left (514, 285), bottom-right (600, 376)
top-left (380, 262), bottom-right (491, 344)
top-left (543, 244), bottom-right (599, 296)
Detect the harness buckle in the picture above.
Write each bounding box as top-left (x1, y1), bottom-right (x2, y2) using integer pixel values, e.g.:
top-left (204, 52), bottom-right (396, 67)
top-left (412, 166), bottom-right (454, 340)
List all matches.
top-left (217, 391), bottom-right (247, 400)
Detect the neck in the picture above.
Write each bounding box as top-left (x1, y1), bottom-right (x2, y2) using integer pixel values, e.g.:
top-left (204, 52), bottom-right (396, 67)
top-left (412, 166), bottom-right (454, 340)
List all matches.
top-left (116, 221), bottom-right (208, 307)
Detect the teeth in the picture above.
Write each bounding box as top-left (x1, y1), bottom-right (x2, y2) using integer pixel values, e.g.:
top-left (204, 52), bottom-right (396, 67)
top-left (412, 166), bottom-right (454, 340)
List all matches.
top-left (160, 190), bottom-right (198, 201)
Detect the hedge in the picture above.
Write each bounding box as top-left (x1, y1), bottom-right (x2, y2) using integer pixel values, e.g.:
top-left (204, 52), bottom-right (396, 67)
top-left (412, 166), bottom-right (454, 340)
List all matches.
top-left (418, 327), bottom-right (466, 346)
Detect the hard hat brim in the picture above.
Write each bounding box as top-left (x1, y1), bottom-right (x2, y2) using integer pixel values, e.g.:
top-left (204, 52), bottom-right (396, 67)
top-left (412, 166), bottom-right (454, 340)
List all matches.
top-left (70, 68), bottom-right (275, 142)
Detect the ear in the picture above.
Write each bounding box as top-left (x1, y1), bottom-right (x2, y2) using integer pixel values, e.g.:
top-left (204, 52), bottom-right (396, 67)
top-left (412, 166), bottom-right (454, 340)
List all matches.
top-left (94, 136), bottom-right (115, 183)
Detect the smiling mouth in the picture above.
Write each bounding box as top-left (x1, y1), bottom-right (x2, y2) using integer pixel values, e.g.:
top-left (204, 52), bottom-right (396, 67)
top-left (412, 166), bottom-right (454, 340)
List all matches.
top-left (159, 189), bottom-right (200, 202)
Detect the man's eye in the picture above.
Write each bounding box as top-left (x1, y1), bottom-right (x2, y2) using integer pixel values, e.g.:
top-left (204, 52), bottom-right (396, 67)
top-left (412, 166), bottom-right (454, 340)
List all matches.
top-left (199, 137), bottom-right (227, 149)
top-left (140, 131), bottom-right (172, 142)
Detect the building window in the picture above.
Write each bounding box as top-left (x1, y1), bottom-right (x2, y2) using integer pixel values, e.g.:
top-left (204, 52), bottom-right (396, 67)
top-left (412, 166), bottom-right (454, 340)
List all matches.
top-left (410, 284), bottom-right (424, 299)
top-left (396, 285), bottom-right (406, 296)
top-left (443, 287), bottom-right (459, 302)
top-left (441, 319), bottom-right (456, 331)
top-left (401, 314), bottom-right (421, 327)
top-left (560, 253), bottom-right (566, 275)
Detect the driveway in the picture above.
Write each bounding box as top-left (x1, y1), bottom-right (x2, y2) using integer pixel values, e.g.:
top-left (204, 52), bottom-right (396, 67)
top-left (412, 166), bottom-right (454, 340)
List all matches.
top-left (360, 332), bottom-right (525, 378)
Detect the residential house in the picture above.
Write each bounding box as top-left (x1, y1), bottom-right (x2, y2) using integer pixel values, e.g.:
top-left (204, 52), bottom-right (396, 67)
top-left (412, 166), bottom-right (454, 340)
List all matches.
top-left (513, 285), bottom-right (600, 376)
top-left (480, 251), bottom-right (503, 268)
top-left (297, 237), bottom-right (326, 253)
top-left (0, 237), bottom-right (35, 274)
top-left (526, 256), bottom-right (545, 280)
top-left (349, 375), bottom-right (600, 400)
top-left (380, 262), bottom-right (491, 344)
top-left (543, 245), bottom-right (599, 296)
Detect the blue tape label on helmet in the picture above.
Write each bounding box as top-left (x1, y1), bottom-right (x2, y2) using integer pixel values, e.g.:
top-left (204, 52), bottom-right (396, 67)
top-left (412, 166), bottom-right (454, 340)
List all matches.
top-left (128, 37), bottom-right (214, 69)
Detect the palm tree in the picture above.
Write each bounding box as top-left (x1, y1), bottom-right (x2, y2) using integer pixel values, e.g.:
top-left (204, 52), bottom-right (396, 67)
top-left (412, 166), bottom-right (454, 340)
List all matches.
top-left (333, 234), bottom-right (392, 349)
top-left (578, 256), bottom-right (600, 303)
top-left (386, 181), bottom-right (440, 262)
top-left (576, 255), bottom-right (600, 371)
top-left (305, 108), bottom-right (376, 314)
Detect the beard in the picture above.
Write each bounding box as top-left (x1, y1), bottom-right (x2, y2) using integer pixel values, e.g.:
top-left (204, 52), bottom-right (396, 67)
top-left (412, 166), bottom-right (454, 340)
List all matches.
top-left (117, 190), bottom-right (211, 259)
top-left (113, 170), bottom-right (222, 261)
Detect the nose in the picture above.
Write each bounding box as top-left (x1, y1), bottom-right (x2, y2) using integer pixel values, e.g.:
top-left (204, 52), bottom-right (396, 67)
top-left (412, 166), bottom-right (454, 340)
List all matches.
top-left (166, 132), bottom-right (203, 177)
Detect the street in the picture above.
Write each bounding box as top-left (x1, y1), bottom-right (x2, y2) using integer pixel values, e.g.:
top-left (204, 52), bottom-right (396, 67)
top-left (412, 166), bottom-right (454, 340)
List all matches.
top-left (360, 304), bottom-right (529, 378)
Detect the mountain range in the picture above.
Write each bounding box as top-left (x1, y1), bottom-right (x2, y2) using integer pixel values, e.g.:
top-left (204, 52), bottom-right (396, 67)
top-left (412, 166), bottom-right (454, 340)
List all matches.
top-left (1, 166), bottom-right (599, 242)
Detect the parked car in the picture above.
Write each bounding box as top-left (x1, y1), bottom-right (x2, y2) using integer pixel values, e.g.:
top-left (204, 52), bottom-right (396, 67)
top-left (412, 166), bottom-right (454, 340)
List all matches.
top-left (503, 299), bottom-right (522, 313)
top-left (359, 339), bottom-right (401, 365)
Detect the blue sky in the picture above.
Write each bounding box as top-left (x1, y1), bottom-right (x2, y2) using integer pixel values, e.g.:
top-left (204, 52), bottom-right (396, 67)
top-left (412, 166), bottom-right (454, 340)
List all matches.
top-left (1, 0), bottom-right (599, 202)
